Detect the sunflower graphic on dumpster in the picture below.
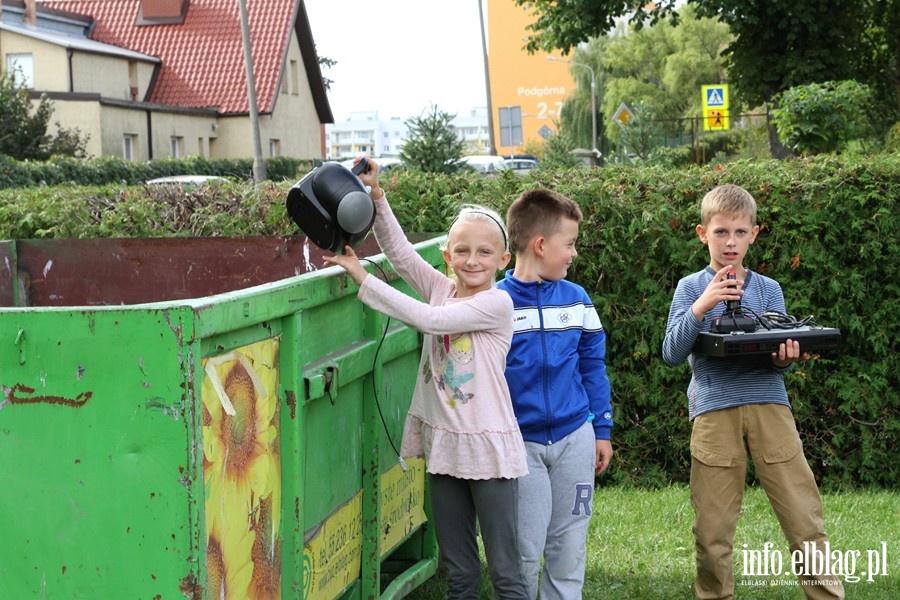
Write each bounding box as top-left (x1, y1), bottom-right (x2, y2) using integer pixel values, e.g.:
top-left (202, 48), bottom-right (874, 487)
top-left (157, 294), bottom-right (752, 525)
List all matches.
top-left (202, 338), bottom-right (281, 599)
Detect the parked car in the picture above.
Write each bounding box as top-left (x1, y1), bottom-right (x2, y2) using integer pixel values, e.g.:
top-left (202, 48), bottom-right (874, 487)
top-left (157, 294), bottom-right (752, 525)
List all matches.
top-left (145, 175), bottom-right (228, 186)
top-left (504, 158), bottom-right (538, 173)
top-left (460, 155), bottom-right (509, 173)
top-left (339, 157), bottom-right (405, 173)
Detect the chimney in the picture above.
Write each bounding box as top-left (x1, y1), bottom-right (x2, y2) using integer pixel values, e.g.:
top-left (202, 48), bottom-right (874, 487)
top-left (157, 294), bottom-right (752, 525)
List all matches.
top-left (24, 0), bottom-right (37, 26)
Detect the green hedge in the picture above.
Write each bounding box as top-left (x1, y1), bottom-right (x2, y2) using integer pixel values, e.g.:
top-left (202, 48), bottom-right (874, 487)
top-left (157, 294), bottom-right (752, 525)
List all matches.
top-left (0, 154), bottom-right (309, 188)
top-left (1, 155), bottom-right (897, 490)
top-left (385, 157), bottom-right (899, 490)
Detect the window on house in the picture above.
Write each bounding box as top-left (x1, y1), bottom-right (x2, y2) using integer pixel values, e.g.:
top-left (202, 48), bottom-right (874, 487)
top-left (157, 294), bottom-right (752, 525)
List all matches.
top-left (136, 0), bottom-right (188, 26)
top-left (198, 137), bottom-right (205, 157)
top-left (123, 135), bottom-right (136, 160)
top-left (7, 54), bottom-right (34, 88)
top-left (281, 73), bottom-right (288, 95)
top-left (269, 139), bottom-right (281, 157)
top-left (170, 136), bottom-right (184, 157)
top-left (290, 60), bottom-right (299, 95)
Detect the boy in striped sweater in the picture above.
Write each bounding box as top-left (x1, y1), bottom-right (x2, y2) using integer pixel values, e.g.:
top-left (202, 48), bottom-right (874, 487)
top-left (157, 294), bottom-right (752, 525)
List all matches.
top-left (662, 184), bottom-right (843, 600)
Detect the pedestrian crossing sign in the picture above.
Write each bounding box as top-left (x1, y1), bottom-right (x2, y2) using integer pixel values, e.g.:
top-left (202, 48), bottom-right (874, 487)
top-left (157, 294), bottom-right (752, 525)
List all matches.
top-left (705, 87), bottom-right (725, 107)
top-left (701, 85), bottom-right (730, 130)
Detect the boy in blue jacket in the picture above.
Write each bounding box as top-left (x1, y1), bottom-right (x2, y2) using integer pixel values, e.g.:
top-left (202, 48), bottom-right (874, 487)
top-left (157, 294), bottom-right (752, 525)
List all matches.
top-left (498, 188), bottom-right (614, 600)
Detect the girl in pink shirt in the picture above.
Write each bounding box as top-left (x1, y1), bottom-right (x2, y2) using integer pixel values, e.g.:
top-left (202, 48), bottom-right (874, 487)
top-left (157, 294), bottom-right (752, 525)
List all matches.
top-left (325, 159), bottom-right (528, 599)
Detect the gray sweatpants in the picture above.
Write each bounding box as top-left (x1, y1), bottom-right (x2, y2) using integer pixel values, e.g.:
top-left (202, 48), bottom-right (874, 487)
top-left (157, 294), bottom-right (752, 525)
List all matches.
top-left (429, 473), bottom-right (528, 600)
top-left (518, 420), bottom-right (596, 600)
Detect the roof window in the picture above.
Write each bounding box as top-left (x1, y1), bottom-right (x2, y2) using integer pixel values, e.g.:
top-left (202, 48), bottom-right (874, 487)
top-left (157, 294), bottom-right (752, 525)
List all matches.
top-left (136, 0), bottom-right (189, 26)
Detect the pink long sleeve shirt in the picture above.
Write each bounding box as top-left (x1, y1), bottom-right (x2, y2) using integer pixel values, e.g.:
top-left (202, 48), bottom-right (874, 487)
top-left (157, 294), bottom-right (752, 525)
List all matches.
top-left (357, 198), bottom-right (528, 480)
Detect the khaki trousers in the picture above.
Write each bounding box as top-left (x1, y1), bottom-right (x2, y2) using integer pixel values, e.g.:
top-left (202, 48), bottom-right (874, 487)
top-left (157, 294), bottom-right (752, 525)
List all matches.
top-left (690, 404), bottom-right (844, 600)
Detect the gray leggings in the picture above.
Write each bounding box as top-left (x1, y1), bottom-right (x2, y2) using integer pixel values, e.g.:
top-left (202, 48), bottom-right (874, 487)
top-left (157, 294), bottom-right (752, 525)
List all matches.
top-left (428, 473), bottom-right (528, 600)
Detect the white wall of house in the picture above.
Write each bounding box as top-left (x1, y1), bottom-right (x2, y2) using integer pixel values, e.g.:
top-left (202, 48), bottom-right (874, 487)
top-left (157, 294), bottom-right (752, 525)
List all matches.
top-left (46, 100), bottom-right (104, 157)
top-left (149, 111), bottom-right (219, 159)
top-left (2, 32), bottom-right (67, 90)
top-left (70, 52), bottom-right (155, 101)
top-left (99, 105), bottom-right (150, 160)
top-left (213, 30), bottom-right (323, 161)
top-left (262, 30), bottom-right (323, 161)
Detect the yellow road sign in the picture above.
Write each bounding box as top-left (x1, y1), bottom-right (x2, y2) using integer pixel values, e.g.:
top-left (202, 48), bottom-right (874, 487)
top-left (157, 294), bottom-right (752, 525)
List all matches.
top-left (703, 108), bottom-right (729, 131)
top-left (701, 84), bottom-right (730, 131)
top-left (613, 102), bottom-right (634, 126)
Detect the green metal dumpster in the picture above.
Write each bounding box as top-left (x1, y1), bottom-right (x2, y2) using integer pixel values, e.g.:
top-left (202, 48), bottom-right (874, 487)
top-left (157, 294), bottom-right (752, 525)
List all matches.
top-left (0, 234), bottom-right (441, 599)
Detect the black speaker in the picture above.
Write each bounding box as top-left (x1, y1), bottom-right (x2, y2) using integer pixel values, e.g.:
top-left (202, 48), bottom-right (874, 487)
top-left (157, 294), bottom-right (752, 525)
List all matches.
top-left (286, 158), bottom-right (376, 252)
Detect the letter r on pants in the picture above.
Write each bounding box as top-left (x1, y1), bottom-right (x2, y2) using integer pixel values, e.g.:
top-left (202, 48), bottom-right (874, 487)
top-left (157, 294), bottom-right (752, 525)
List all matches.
top-left (572, 484), bottom-right (593, 516)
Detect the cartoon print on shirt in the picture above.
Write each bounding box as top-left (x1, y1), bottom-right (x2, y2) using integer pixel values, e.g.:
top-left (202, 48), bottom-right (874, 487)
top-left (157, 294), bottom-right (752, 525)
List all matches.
top-left (428, 333), bottom-right (475, 408)
top-left (437, 360), bottom-right (474, 408)
top-left (445, 333), bottom-right (474, 365)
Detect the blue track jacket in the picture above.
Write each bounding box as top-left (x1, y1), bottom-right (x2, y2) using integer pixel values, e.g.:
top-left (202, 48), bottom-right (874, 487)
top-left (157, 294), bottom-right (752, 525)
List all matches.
top-left (498, 270), bottom-right (613, 445)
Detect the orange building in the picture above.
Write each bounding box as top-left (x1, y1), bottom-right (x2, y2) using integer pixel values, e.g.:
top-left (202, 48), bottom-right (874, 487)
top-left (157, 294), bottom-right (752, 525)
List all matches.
top-left (486, 0), bottom-right (576, 156)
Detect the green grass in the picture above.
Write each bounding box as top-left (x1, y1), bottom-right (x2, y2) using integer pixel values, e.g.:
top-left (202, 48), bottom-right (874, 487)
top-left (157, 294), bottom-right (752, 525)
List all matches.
top-left (404, 485), bottom-right (899, 599)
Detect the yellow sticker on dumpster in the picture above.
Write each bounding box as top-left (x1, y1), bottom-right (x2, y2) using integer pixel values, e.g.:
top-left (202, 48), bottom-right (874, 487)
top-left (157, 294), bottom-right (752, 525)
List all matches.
top-left (302, 458), bottom-right (427, 599)
top-left (380, 458), bottom-right (427, 552)
top-left (303, 492), bottom-right (363, 599)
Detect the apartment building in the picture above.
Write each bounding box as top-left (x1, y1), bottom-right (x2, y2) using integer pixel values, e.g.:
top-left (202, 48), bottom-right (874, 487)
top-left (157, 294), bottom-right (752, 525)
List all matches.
top-left (325, 107), bottom-right (491, 160)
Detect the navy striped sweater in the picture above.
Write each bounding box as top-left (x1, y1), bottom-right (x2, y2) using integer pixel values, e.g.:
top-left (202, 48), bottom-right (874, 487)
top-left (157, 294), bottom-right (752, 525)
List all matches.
top-left (662, 267), bottom-right (794, 420)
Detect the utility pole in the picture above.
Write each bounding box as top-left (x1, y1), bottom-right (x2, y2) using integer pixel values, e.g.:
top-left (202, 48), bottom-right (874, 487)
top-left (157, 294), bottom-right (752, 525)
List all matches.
top-left (238, 0), bottom-right (266, 181)
top-left (478, 0), bottom-right (497, 155)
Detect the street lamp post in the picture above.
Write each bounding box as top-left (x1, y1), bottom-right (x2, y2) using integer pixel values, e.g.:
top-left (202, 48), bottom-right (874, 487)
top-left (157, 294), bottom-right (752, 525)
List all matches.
top-left (548, 56), bottom-right (598, 165)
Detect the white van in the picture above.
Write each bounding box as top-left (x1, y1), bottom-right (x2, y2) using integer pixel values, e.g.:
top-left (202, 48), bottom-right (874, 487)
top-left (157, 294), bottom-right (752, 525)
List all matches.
top-left (460, 155), bottom-right (509, 173)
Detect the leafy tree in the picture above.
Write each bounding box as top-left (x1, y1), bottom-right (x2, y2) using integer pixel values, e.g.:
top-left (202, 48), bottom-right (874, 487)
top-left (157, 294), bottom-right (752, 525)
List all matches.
top-left (516, 0), bottom-right (899, 156)
top-left (0, 72), bottom-right (89, 160)
top-left (539, 126), bottom-right (581, 169)
top-left (551, 7), bottom-right (730, 160)
top-left (592, 6), bottom-right (731, 147)
top-left (619, 102), bottom-right (665, 161)
top-left (886, 122), bottom-right (900, 153)
top-left (852, 0), bottom-right (900, 128)
top-left (770, 80), bottom-right (876, 155)
top-left (399, 105), bottom-right (466, 174)
top-left (317, 53), bottom-right (336, 91)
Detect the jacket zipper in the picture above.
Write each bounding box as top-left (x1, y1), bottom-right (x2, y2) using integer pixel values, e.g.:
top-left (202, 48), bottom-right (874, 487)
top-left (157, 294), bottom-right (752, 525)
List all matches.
top-left (536, 282), bottom-right (554, 444)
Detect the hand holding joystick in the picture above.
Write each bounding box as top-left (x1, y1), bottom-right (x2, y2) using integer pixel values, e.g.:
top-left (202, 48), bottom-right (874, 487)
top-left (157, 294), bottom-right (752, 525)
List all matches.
top-left (711, 268), bottom-right (758, 333)
top-left (725, 268), bottom-right (740, 314)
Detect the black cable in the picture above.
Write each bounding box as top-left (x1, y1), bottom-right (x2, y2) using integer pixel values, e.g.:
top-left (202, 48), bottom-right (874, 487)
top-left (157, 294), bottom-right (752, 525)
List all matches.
top-left (716, 300), bottom-right (820, 334)
top-left (746, 308), bottom-right (819, 331)
top-left (732, 304), bottom-right (819, 330)
top-left (359, 257), bottom-right (406, 469)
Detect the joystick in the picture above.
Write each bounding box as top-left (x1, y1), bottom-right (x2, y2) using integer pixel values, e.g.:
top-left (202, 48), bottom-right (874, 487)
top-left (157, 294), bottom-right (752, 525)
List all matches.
top-left (724, 269), bottom-right (740, 314)
top-left (710, 268), bottom-right (758, 333)
top-left (350, 156), bottom-right (368, 176)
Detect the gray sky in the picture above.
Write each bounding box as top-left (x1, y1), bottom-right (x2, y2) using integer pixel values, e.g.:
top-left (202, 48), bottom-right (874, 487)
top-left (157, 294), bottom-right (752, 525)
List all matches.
top-left (305, 0), bottom-right (488, 121)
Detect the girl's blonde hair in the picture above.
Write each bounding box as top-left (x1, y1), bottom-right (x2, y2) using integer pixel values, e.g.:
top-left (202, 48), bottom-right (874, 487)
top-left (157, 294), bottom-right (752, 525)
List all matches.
top-left (448, 204), bottom-right (509, 252)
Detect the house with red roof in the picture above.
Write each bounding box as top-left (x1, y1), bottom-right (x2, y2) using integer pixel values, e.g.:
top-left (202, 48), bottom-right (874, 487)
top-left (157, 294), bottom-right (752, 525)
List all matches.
top-left (1, 0), bottom-right (332, 161)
